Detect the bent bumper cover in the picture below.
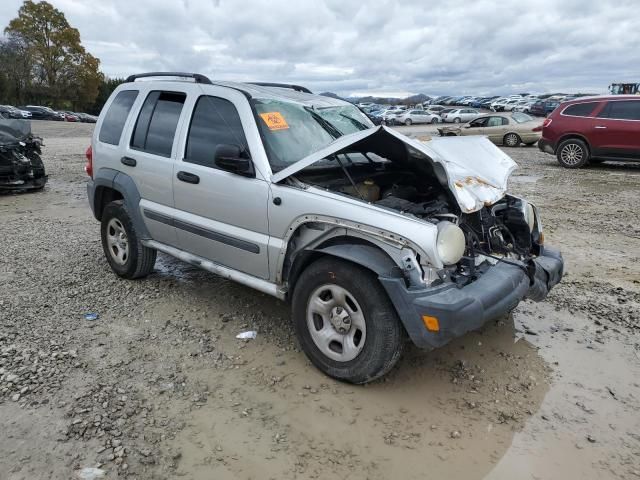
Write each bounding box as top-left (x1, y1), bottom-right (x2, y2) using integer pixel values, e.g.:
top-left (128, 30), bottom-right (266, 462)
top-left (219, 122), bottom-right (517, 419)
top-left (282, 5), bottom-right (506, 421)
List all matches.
top-left (380, 247), bottom-right (564, 349)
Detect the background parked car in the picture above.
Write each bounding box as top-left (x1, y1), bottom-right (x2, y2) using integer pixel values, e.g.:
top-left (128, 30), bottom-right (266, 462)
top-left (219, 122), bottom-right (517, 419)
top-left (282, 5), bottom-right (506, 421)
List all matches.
top-left (0, 105), bottom-right (32, 119)
top-left (425, 105), bottom-right (445, 114)
top-left (441, 108), bottom-right (480, 123)
top-left (20, 105), bottom-right (63, 121)
top-left (539, 95), bottom-right (640, 168)
top-left (437, 112), bottom-right (542, 147)
top-left (502, 99), bottom-right (522, 111)
top-left (395, 109), bottom-right (440, 125)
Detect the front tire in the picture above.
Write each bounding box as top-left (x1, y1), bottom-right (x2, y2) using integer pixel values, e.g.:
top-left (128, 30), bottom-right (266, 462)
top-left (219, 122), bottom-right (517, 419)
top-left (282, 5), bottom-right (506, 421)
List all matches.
top-left (453, 117), bottom-right (461, 123)
top-left (292, 258), bottom-right (405, 384)
top-left (405, 119), bottom-right (412, 126)
top-left (504, 132), bottom-right (521, 147)
top-left (101, 200), bottom-right (156, 279)
top-left (556, 138), bottom-right (590, 168)
top-left (431, 117), bottom-right (439, 124)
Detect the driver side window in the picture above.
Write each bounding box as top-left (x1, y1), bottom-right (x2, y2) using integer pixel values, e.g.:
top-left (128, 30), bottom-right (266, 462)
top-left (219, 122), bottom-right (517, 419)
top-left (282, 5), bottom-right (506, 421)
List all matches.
top-left (469, 117), bottom-right (488, 127)
top-left (184, 96), bottom-right (249, 169)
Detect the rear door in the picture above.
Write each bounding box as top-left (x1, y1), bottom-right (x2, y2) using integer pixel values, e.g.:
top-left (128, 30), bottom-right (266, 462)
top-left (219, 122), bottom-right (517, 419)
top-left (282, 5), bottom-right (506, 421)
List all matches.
top-left (172, 92), bottom-right (270, 279)
top-left (484, 116), bottom-right (508, 142)
top-left (123, 89), bottom-right (187, 246)
top-left (592, 100), bottom-right (640, 158)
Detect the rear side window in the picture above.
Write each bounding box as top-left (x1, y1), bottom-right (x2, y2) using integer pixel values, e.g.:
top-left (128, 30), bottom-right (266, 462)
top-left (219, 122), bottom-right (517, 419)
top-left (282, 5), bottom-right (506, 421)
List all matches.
top-left (562, 102), bottom-right (598, 117)
top-left (487, 116), bottom-right (507, 127)
top-left (99, 90), bottom-right (138, 145)
top-left (131, 91), bottom-right (186, 157)
top-left (184, 96), bottom-right (248, 168)
top-left (600, 100), bottom-right (640, 120)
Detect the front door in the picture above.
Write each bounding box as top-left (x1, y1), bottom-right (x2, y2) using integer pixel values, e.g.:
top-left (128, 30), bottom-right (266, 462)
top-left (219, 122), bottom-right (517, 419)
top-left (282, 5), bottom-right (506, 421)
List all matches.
top-left (172, 94), bottom-right (270, 279)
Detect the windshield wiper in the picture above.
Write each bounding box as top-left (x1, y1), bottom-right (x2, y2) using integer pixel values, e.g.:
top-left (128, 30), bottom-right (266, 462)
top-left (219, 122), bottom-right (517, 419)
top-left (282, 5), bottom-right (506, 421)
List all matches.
top-left (304, 107), bottom-right (343, 139)
top-left (339, 113), bottom-right (369, 130)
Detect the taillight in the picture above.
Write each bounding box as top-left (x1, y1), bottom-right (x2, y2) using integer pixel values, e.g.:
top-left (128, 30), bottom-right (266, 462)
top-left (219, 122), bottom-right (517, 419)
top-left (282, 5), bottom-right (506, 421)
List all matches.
top-left (542, 118), bottom-right (553, 128)
top-left (85, 145), bottom-right (93, 178)
top-left (532, 125), bottom-right (543, 132)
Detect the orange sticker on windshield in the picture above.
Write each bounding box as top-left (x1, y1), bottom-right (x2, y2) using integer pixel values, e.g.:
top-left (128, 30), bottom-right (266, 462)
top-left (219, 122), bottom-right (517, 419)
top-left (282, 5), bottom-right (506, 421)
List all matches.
top-left (260, 112), bottom-right (289, 131)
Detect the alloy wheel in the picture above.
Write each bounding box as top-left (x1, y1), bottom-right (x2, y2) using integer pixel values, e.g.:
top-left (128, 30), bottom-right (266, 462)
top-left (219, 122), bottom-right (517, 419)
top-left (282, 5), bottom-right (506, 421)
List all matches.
top-left (560, 143), bottom-right (584, 166)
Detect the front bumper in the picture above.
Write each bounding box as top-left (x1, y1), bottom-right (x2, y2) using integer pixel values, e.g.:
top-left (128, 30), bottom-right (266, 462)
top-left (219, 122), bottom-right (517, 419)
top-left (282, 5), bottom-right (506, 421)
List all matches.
top-left (538, 138), bottom-right (555, 155)
top-left (379, 246), bottom-right (564, 349)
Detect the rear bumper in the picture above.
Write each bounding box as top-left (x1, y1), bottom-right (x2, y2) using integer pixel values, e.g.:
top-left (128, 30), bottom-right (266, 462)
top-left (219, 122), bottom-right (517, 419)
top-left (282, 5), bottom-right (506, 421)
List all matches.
top-left (538, 138), bottom-right (555, 154)
top-left (380, 247), bottom-right (564, 349)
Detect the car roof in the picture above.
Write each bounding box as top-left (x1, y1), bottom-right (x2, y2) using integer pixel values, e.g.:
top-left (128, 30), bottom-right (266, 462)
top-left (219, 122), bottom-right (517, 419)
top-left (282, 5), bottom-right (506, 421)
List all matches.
top-left (561, 94), bottom-right (638, 103)
top-left (123, 77), bottom-right (351, 109)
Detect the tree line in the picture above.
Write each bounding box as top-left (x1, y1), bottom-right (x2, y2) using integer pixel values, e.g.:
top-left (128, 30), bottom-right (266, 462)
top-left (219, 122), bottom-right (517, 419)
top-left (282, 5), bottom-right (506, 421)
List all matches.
top-left (0, 0), bottom-right (123, 114)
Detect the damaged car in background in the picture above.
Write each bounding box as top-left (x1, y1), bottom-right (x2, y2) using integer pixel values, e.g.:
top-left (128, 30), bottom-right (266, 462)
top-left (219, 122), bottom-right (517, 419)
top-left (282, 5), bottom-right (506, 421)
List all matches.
top-left (88, 75), bottom-right (563, 384)
top-left (0, 117), bottom-right (47, 192)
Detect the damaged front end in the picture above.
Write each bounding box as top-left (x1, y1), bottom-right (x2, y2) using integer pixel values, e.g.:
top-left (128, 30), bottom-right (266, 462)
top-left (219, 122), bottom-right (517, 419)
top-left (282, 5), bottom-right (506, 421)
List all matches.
top-left (274, 126), bottom-right (563, 349)
top-left (0, 119), bottom-right (47, 193)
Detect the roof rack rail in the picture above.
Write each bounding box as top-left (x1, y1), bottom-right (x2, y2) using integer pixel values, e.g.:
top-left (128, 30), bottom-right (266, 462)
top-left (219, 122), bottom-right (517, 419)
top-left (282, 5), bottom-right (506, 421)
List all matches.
top-left (125, 72), bottom-right (213, 84)
top-left (248, 82), bottom-right (312, 94)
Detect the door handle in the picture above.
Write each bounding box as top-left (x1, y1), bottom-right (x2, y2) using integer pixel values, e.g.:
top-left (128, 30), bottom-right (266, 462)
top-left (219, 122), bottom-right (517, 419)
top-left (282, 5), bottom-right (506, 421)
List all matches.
top-left (121, 156), bottom-right (137, 167)
top-left (594, 126), bottom-right (607, 129)
top-left (177, 171), bottom-right (200, 184)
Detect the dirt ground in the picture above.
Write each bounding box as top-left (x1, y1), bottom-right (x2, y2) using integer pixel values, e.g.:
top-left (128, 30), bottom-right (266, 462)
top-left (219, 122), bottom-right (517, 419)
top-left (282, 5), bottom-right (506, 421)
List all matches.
top-left (1, 121), bottom-right (639, 480)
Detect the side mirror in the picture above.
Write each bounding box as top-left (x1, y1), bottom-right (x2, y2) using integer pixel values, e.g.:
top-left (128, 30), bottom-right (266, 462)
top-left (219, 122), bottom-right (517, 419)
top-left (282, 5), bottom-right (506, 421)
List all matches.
top-left (463, 124), bottom-right (472, 128)
top-left (214, 144), bottom-right (254, 178)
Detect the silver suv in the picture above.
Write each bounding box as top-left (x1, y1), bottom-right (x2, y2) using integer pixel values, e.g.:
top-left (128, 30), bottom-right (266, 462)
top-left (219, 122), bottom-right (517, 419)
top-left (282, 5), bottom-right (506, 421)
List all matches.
top-left (86, 72), bottom-right (563, 384)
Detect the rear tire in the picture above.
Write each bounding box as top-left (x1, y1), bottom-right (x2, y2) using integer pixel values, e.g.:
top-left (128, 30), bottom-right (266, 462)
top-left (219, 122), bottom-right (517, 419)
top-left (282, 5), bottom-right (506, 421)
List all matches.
top-left (504, 132), bottom-right (521, 147)
top-left (101, 200), bottom-right (156, 279)
top-left (556, 138), bottom-right (590, 168)
top-left (431, 117), bottom-right (439, 124)
top-left (292, 257), bottom-right (405, 384)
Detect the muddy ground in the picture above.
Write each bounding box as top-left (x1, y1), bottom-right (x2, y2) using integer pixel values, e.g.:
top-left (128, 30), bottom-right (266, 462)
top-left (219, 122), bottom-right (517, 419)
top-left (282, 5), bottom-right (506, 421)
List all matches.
top-left (0, 121), bottom-right (639, 480)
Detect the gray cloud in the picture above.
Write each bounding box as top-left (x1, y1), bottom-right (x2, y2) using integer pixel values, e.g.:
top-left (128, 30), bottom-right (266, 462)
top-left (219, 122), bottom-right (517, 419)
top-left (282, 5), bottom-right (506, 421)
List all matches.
top-left (1, 0), bottom-right (638, 97)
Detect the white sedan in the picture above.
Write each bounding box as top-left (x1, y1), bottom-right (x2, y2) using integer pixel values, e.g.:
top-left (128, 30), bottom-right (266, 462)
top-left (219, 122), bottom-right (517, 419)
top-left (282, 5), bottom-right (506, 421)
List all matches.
top-left (441, 108), bottom-right (480, 123)
top-left (394, 109), bottom-right (441, 125)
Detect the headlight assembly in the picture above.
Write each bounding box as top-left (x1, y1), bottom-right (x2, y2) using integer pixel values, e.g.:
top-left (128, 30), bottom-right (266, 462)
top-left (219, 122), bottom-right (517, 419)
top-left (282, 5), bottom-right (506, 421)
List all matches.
top-left (436, 221), bottom-right (466, 265)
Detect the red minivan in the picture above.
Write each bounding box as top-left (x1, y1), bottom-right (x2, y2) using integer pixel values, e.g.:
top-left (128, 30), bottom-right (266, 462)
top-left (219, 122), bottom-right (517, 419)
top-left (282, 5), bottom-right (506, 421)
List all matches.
top-left (539, 95), bottom-right (640, 168)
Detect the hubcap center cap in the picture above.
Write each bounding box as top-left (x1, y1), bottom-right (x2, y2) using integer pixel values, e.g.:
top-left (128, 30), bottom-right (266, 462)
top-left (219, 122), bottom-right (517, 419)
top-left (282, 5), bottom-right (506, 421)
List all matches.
top-left (329, 306), bottom-right (352, 334)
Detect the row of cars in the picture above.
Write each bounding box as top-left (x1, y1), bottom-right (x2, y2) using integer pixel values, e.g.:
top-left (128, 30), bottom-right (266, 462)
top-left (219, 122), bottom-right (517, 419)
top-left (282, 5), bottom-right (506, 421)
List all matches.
top-left (363, 105), bottom-right (482, 125)
top-left (425, 93), bottom-right (596, 116)
top-left (0, 104), bottom-right (97, 123)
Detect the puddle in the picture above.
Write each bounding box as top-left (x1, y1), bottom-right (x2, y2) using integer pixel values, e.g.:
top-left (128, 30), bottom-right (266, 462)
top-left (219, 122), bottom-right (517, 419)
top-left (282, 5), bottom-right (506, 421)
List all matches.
top-left (485, 303), bottom-right (640, 479)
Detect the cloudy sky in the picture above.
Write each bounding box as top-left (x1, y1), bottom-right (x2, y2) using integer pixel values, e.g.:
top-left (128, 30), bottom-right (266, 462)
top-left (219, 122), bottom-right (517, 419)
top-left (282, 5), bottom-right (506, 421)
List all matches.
top-left (1, 0), bottom-right (639, 97)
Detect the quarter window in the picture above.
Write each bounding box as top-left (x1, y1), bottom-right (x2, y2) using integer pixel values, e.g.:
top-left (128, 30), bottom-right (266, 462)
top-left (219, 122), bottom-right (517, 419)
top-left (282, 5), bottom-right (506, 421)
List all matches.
top-left (131, 91), bottom-right (186, 157)
top-left (562, 102), bottom-right (598, 117)
top-left (99, 90), bottom-right (138, 145)
top-left (185, 96), bottom-right (249, 168)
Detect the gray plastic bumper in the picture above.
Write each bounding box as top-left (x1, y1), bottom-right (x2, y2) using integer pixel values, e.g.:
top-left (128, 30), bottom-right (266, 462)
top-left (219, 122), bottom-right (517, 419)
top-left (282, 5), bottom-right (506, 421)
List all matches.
top-left (379, 246), bottom-right (564, 350)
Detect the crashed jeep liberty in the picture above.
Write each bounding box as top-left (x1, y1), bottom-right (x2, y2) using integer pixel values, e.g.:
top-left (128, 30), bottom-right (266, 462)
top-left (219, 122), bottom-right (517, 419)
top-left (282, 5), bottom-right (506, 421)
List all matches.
top-left (86, 73), bottom-right (563, 384)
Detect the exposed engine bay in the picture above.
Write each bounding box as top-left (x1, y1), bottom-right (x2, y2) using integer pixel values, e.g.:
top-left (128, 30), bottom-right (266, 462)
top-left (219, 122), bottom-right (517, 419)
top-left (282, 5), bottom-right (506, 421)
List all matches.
top-left (0, 118), bottom-right (47, 193)
top-left (294, 148), bottom-right (542, 286)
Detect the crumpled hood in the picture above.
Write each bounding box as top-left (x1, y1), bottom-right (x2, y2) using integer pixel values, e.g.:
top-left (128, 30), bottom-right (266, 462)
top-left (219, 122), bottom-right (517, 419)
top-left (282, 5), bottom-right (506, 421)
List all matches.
top-left (271, 125), bottom-right (516, 213)
top-left (0, 118), bottom-right (33, 146)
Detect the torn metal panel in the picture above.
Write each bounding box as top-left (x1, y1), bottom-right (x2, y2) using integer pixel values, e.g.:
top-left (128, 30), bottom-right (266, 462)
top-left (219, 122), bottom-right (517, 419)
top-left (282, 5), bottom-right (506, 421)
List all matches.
top-left (271, 125), bottom-right (516, 213)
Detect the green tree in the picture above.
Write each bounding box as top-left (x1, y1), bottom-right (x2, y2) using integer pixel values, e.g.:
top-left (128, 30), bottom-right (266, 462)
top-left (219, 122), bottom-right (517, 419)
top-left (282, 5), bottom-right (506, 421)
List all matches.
top-left (4, 0), bottom-right (103, 109)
